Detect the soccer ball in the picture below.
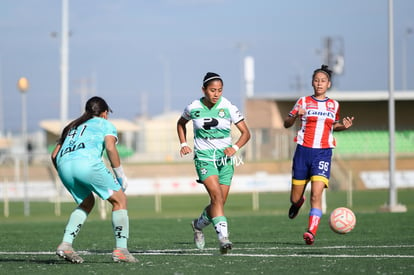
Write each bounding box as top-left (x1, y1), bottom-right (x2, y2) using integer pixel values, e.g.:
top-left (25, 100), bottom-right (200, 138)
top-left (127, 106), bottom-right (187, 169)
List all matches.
top-left (329, 207), bottom-right (356, 234)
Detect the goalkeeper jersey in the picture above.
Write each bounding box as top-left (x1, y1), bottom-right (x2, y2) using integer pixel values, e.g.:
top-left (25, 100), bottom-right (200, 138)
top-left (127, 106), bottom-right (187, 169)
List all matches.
top-left (56, 117), bottom-right (118, 165)
top-left (181, 96), bottom-right (244, 161)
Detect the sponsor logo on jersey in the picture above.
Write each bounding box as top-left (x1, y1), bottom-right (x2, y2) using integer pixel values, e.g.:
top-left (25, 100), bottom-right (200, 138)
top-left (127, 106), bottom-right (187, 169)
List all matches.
top-left (192, 110), bottom-right (201, 118)
top-left (307, 110), bottom-right (335, 119)
top-left (60, 142), bottom-right (86, 157)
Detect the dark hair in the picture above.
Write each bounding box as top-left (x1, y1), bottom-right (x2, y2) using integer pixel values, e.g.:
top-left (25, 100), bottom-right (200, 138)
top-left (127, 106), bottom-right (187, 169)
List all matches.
top-left (202, 72), bottom-right (223, 88)
top-left (57, 96), bottom-right (111, 144)
top-left (312, 64), bottom-right (332, 80)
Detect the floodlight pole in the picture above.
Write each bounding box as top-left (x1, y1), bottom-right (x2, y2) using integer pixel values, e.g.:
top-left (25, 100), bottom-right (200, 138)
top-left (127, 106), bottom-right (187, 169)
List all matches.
top-left (244, 56), bottom-right (255, 98)
top-left (236, 42), bottom-right (248, 113)
top-left (17, 77), bottom-right (30, 216)
top-left (381, 0), bottom-right (406, 213)
top-left (402, 27), bottom-right (412, 91)
top-left (0, 59), bottom-right (3, 135)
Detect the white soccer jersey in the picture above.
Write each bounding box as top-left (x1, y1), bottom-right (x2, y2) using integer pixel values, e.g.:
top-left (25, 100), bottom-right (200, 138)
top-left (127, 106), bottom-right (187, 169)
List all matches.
top-left (181, 96), bottom-right (244, 160)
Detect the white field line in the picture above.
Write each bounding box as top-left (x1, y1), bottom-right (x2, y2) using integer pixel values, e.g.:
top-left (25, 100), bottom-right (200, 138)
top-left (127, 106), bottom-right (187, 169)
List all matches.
top-left (1, 245), bottom-right (413, 258)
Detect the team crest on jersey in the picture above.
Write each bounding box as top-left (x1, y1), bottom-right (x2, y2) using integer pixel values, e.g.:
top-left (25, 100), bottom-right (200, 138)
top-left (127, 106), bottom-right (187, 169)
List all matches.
top-left (218, 109), bottom-right (225, 118)
top-left (201, 168), bottom-right (208, 175)
top-left (326, 101), bottom-right (335, 111)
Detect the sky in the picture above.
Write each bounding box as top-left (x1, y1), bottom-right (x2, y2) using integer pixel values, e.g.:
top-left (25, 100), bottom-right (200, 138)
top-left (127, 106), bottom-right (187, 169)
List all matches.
top-left (0, 0), bottom-right (413, 133)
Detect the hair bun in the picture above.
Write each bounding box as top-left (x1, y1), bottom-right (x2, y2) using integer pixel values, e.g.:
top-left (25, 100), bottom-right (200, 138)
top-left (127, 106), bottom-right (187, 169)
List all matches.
top-left (314, 64), bottom-right (332, 79)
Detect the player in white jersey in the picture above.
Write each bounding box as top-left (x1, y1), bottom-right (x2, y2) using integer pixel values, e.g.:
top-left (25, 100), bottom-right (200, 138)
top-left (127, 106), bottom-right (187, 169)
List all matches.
top-left (177, 72), bottom-right (251, 254)
top-left (51, 96), bottom-right (137, 263)
top-left (284, 65), bottom-right (354, 245)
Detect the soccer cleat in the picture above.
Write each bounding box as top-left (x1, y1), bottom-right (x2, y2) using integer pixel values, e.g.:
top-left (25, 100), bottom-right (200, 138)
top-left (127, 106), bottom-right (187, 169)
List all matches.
top-left (219, 237), bottom-right (233, 254)
top-left (288, 196), bottom-right (306, 219)
top-left (56, 242), bottom-right (84, 264)
top-left (303, 231), bottom-right (315, 245)
top-left (112, 248), bottom-right (139, 263)
top-left (191, 219), bottom-right (205, 249)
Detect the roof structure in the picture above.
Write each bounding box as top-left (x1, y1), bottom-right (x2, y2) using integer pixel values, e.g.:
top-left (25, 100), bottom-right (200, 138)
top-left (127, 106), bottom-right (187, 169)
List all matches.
top-left (0, 137), bottom-right (13, 149)
top-left (252, 90), bottom-right (414, 101)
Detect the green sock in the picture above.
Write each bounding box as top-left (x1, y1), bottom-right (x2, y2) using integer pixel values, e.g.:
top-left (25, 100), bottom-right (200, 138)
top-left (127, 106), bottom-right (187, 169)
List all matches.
top-left (112, 209), bottom-right (129, 249)
top-left (62, 208), bottom-right (88, 244)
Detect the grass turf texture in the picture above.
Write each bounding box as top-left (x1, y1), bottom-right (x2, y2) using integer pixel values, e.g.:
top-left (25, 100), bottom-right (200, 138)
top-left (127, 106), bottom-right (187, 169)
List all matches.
top-left (0, 189), bottom-right (413, 274)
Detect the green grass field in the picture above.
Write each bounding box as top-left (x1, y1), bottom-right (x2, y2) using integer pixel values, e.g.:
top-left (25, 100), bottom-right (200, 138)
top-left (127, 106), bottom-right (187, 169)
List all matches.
top-left (1, 189), bottom-right (414, 274)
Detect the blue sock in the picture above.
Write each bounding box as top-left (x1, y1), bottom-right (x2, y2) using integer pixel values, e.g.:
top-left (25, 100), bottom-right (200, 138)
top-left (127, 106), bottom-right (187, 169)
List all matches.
top-left (112, 209), bottom-right (129, 249)
top-left (62, 208), bottom-right (88, 244)
top-left (309, 208), bottom-right (323, 218)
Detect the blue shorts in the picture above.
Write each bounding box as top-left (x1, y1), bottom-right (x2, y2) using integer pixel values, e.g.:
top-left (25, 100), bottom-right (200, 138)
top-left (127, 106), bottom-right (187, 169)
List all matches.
top-left (57, 159), bottom-right (121, 204)
top-left (291, 145), bottom-right (332, 186)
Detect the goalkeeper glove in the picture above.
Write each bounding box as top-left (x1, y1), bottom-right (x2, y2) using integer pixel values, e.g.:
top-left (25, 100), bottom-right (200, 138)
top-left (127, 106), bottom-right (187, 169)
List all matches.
top-left (113, 166), bottom-right (128, 192)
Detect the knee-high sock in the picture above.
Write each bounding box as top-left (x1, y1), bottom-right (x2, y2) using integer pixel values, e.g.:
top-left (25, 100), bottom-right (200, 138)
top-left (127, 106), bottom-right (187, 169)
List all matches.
top-left (212, 216), bottom-right (228, 240)
top-left (112, 209), bottom-right (129, 249)
top-left (308, 208), bottom-right (322, 236)
top-left (62, 207), bottom-right (88, 244)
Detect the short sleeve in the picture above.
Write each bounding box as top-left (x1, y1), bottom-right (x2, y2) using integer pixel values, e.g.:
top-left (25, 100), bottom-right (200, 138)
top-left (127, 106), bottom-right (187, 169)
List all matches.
top-left (181, 104), bottom-right (192, 121)
top-left (229, 104), bottom-right (244, 124)
top-left (289, 97), bottom-right (305, 117)
top-left (105, 121), bottom-right (118, 143)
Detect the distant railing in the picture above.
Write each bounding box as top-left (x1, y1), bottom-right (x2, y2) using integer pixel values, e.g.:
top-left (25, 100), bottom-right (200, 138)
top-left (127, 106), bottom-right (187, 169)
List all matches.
top-left (245, 129), bottom-right (414, 161)
top-left (334, 130), bottom-right (414, 156)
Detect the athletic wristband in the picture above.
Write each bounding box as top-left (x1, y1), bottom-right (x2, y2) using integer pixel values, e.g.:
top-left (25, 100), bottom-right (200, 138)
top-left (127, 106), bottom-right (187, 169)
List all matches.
top-left (180, 142), bottom-right (188, 148)
top-left (232, 145), bottom-right (240, 152)
top-left (113, 166), bottom-right (125, 178)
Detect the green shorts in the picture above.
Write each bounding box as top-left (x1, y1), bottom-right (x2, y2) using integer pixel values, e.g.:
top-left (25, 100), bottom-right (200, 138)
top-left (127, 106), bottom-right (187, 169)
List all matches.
top-left (195, 158), bottom-right (234, 186)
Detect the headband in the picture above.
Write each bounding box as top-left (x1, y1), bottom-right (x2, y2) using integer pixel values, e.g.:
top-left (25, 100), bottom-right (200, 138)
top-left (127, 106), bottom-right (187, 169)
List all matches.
top-left (203, 76), bottom-right (222, 84)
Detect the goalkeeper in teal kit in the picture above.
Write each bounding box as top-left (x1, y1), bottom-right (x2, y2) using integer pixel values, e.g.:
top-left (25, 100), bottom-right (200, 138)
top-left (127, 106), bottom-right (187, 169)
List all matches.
top-left (51, 96), bottom-right (137, 263)
top-left (177, 72), bottom-right (251, 254)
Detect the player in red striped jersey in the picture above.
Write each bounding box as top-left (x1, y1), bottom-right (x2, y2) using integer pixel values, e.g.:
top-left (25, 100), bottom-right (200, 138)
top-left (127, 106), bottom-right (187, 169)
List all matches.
top-left (284, 65), bottom-right (354, 245)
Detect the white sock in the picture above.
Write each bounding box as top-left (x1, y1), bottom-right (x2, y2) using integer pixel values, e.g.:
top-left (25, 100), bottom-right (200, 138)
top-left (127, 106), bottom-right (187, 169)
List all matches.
top-left (212, 216), bottom-right (229, 240)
